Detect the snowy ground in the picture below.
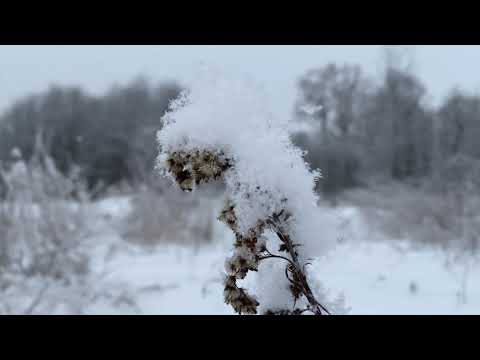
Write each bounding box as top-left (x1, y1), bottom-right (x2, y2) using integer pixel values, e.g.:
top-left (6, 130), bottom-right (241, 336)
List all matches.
top-left (77, 196), bottom-right (480, 315)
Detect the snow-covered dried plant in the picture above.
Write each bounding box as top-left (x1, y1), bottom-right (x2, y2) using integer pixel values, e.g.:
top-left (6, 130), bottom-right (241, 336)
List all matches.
top-left (156, 70), bottom-right (336, 315)
top-left (0, 152), bottom-right (92, 314)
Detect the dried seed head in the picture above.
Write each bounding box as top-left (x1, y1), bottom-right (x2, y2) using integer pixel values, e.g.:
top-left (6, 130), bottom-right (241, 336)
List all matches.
top-left (165, 150), bottom-right (231, 192)
top-left (225, 247), bottom-right (259, 279)
top-left (218, 200), bottom-right (238, 231)
top-left (224, 276), bottom-right (259, 315)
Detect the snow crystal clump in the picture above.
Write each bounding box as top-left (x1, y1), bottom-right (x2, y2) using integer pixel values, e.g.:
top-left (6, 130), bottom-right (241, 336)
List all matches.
top-left (159, 74), bottom-right (326, 246)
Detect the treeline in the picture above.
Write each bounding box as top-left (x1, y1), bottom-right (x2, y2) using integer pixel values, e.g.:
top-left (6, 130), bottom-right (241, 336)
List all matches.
top-left (2, 54), bottom-right (480, 199)
top-left (0, 78), bottom-right (182, 192)
top-left (293, 56), bottom-right (480, 196)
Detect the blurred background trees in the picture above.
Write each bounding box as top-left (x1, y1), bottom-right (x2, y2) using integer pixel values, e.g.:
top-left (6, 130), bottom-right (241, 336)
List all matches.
top-left (1, 47), bottom-right (480, 203)
top-left (0, 78), bottom-right (182, 194)
top-left (292, 47), bottom-right (480, 200)
top-left (293, 63), bottom-right (369, 199)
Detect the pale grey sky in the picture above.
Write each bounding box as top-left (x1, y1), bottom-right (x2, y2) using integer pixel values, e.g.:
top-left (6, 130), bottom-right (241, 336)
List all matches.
top-left (1, 45), bottom-right (480, 117)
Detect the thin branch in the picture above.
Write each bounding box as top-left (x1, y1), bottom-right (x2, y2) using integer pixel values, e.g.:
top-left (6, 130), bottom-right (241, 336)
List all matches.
top-left (268, 218), bottom-right (331, 315)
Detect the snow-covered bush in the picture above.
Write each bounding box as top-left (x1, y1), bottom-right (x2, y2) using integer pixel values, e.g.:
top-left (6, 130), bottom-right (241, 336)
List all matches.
top-left (157, 71), bottom-right (336, 315)
top-left (124, 182), bottom-right (216, 247)
top-left (0, 152), bottom-right (92, 314)
top-left (342, 179), bottom-right (480, 253)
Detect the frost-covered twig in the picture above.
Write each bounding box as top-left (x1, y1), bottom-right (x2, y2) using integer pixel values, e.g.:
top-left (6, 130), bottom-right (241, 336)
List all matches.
top-left (156, 72), bottom-right (333, 315)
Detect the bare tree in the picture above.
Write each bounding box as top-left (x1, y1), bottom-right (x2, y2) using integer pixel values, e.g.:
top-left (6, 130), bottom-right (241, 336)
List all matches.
top-left (294, 64), bottom-right (369, 197)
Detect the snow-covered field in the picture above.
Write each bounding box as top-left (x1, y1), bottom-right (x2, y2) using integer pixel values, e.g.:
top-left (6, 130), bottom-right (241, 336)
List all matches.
top-left (77, 197), bottom-right (480, 315)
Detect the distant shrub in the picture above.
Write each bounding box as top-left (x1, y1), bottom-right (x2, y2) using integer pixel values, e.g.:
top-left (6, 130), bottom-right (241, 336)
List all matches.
top-left (0, 153), bottom-right (90, 279)
top-left (432, 154), bottom-right (480, 192)
top-left (342, 180), bottom-right (480, 253)
top-left (123, 184), bottom-right (216, 248)
top-left (0, 152), bottom-right (94, 313)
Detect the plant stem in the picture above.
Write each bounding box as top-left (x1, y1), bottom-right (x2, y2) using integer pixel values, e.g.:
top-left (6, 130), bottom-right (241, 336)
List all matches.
top-left (268, 220), bottom-right (330, 315)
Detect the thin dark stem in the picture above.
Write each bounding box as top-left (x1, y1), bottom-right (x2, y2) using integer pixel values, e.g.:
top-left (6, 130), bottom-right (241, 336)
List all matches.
top-left (259, 251), bottom-right (296, 267)
top-left (267, 218), bottom-right (331, 315)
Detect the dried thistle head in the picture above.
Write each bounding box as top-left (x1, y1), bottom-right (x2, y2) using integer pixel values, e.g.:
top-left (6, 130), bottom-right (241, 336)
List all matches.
top-left (225, 246), bottom-right (259, 279)
top-left (165, 150), bottom-right (231, 192)
top-left (218, 200), bottom-right (238, 231)
top-left (224, 275), bottom-right (259, 315)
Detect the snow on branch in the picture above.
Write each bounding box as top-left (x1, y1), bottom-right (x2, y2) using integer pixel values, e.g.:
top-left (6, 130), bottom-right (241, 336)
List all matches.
top-left (157, 70), bottom-right (333, 315)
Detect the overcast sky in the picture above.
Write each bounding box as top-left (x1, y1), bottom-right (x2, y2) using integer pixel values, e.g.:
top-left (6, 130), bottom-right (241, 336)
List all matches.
top-left (1, 45), bottom-right (480, 117)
